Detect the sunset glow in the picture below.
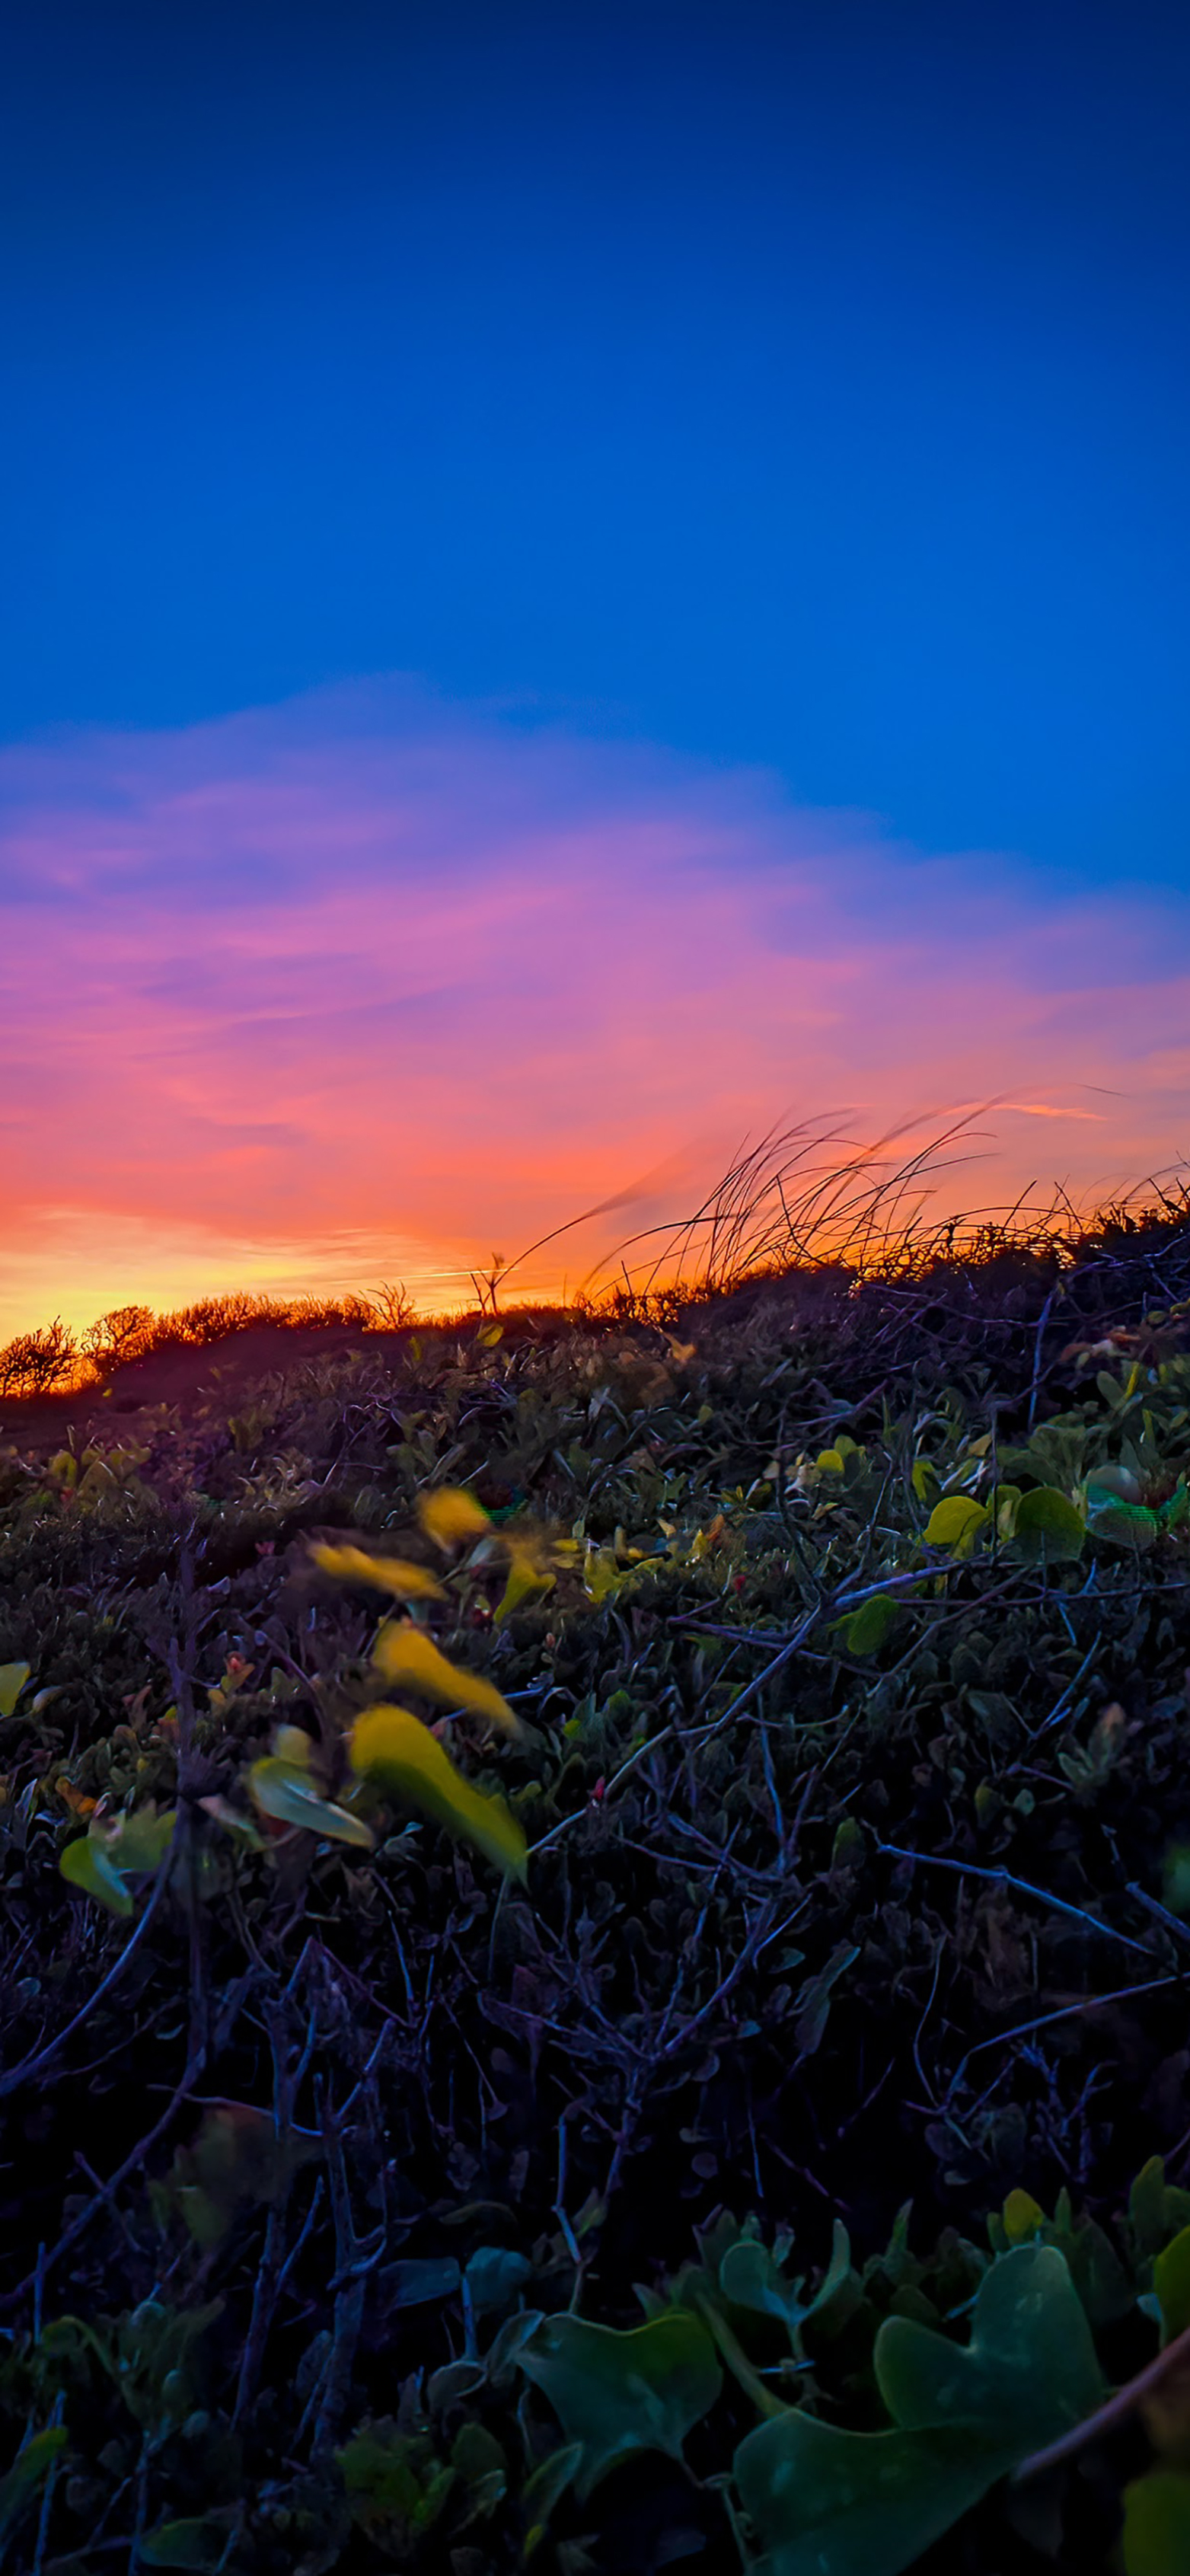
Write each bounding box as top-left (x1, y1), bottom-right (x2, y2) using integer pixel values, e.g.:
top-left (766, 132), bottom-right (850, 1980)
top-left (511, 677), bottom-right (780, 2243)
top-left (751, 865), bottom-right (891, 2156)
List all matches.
top-left (4, 678), bottom-right (1188, 1348)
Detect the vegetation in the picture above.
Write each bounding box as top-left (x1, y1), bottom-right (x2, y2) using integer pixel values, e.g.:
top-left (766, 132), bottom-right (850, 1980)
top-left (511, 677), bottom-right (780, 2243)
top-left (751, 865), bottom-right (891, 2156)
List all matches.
top-left (5, 1111), bottom-right (1190, 2571)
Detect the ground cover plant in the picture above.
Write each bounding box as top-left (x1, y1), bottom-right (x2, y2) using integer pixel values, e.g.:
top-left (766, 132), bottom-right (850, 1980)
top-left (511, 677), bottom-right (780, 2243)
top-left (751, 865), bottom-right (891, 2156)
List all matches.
top-left (5, 1113), bottom-right (1190, 2571)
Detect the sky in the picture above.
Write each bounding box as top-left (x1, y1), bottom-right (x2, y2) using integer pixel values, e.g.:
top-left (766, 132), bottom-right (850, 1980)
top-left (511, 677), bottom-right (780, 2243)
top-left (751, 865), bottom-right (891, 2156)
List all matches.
top-left (2, 1), bottom-right (1188, 1343)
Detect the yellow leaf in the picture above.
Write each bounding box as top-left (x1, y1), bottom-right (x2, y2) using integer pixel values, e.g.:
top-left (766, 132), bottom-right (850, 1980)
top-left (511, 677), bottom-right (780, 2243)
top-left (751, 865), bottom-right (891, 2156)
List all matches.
top-left (923, 1495), bottom-right (990, 1555)
top-left (273, 1724), bottom-right (314, 1767)
top-left (0, 1662), bottom-right (31, 1720)
top-left (308, 1543), bottom-right (445, 1601)
top-left (493, 1551), bottom-right (556, 1630)
top-left (349, 1703), bottom-right (528, 1882)
top-left (371, 1622), bottom-right (520, 1734)
top-left (1002, 2188), bottom-right (1045, 2246)
top-left (416, 1486), bottom-right (493, 1550)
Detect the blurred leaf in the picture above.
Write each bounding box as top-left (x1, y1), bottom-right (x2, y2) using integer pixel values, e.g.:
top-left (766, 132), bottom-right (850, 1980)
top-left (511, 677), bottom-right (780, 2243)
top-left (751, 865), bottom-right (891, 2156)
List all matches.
top-left (371, 1620), bottom-right (520, 1734)
top-left (0, 2427), bottom-right (67, 2546)
top-left (416, 1486), bottom-right (493, 1549)
top-left (59, 1831), bottom-right (136, 1917)
top-left (167, 2102), bottom-right (323, 2249)
top-left (197, 1794), bottom-right (267, 1851)
top-left (247, 1756), bottom-right (374, 1847)
top-left (516, 2307), bottom-right (722, 2501)
top-left (351, 1703), bottom-right (528, 1882)
top-left (1153, 2226), bottom-right (1190, 2345)
top-left (113, 1805), bottom-right (177, 1874)
top-left (308, 1542), bottom-right (445, 1601)
top-left (1122, 2472), bottom-right (1190, 2576)
top-left (59, 1798), bottom-right (175, 1917)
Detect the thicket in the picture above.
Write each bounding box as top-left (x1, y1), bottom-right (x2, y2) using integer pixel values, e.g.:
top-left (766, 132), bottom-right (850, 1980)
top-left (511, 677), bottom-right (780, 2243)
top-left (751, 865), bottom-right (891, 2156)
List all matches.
top-left (4, 1115), bottom-right (1190, 2572)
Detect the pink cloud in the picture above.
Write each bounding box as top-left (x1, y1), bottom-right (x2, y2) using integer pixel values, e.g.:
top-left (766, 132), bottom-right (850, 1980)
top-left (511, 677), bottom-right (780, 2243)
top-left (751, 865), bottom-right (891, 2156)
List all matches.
top-left (2, 675), bottom-right (1188, 1342)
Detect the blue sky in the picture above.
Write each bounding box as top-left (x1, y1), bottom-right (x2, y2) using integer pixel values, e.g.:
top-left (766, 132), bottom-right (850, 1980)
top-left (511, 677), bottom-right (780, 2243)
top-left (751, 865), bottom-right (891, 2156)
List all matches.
top-left (5, 0), bottom-right (1187, 884)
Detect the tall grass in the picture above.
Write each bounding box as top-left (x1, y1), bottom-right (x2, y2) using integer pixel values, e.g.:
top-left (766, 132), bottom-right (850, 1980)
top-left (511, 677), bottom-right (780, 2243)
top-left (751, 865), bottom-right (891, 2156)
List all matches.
top-left (5, 1098), bottom-right (1189, 1400)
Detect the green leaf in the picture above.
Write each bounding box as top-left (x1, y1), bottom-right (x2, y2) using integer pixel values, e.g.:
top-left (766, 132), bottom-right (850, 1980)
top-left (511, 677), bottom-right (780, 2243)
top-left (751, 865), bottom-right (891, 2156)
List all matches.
top-left (1153, 2226), bottom-right (1190, 2344)
top-left (522, 2441), bottom-right (584, 2554)
top-left (139, 2518), bottom-right (238, 2571)
top-left (734, 2248), bottom-right (1105, 2576)
top-left (59, 1803), bottom-right (177, 1919)
top-left (719, 2220), bottom-right (852, 2355)
top-left (876, 2244), bottom-right (1104, 2448)
top-left (735, 2413), bottom-right (1001, 2576)
top-left (464, 2245), bottom-right (534, 2316)
top-left (247, 1755), bottom-right (375, 1847)
top-left (0, 1661), bottom-right (31, 1719)
top-left (516, 2306), bottom-right (722, 2500)
top-left (113, 1807), bottom-right (177, 1875)
top-left (337, 2419), bottom-right (455, 2542)
top-left (1010, 1486), bottom-right (1086, 1563)
top-left (59, 1833), bottom-right (136, 1918)
top-left (390, 2256), bottom-right (462, 2306)
top-left (1122, 2472), bottom-right (1190, 2576)
top-left (0, 2427), bottom-right (68, 2546)
top-left (1128, 2157), bottom-right (1190, 2262)
top-left (793, 1943), bottom-right (859, 2058)
top-left (827, 1594), bottom-right (902, 1656)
